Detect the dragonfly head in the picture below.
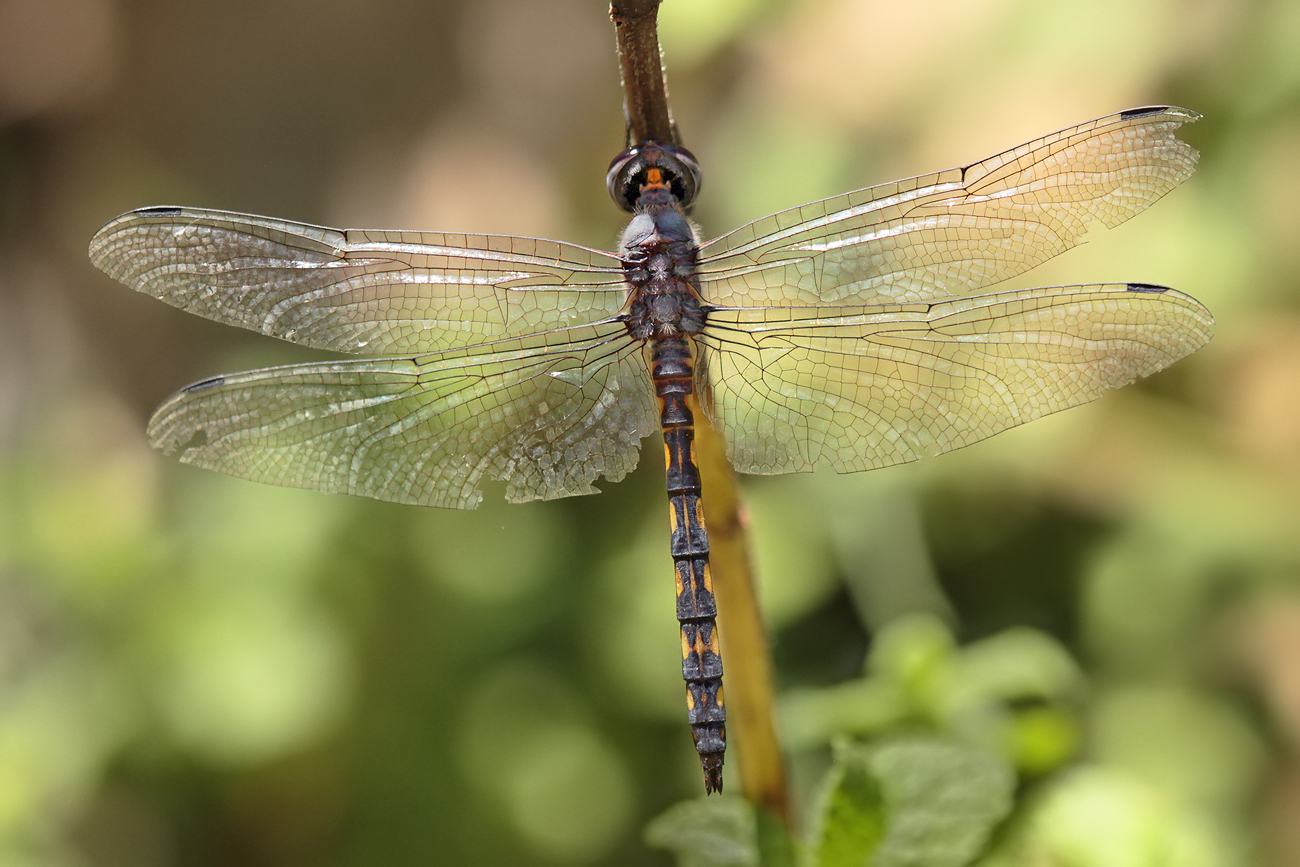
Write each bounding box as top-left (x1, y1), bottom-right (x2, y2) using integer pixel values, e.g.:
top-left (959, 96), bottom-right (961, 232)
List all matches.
top-left (607, 143), bottom-right (702, 214)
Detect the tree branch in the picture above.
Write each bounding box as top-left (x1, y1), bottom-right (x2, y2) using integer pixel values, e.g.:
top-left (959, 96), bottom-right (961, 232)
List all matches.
top-left (610, 0), bottom-right (677, 145)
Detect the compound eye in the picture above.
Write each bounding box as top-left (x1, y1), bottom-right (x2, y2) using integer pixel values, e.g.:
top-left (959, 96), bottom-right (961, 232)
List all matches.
top-left (606, 149), bottom-right (643, 213)
top-left (661, 145), bottom-right (702, 209)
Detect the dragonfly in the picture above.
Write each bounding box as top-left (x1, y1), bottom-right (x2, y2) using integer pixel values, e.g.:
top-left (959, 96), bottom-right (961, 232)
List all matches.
top-left (90, 106), bottom-right (1213, 794)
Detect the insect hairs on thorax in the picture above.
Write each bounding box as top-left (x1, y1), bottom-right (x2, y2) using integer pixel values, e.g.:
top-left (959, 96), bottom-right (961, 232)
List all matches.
top-left (620, 193), bottom-right (707, 344)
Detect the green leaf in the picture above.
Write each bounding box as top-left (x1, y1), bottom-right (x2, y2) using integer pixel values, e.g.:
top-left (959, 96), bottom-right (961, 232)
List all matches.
top-left (953, 627), bottom-right (1083, 705)
top-left (809, 742), bottom-right (887, 867)
top-left (645, 796), bottom-right (759, 867)
top-left (868, 740), bottom-right (1015, 867)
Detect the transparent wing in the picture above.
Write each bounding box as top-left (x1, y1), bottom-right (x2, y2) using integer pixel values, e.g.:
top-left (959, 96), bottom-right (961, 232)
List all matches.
top-left (147, 323), bottom-right (657, 508)
top-left (699, 283), bottom-right (1214, 474)
top-left (697, 106), bottom-right (1199, 307)
top-left (89, 207), bottom-right (628, 354)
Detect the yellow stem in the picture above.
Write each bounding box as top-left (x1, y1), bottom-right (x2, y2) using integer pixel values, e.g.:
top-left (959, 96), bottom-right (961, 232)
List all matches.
top-left (691, 397), bottom-right (790, 823)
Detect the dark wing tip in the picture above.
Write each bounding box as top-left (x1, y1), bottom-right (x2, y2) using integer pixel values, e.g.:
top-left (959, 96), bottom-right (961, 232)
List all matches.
top-left (1126, 282), bottom-right (1173, 294)
top-left (1120, 105), bottom-right (1173, 119)
top-left (1119, 105), bottom-right (1203, 123)
top-left (88, 206), bottom-right (188, 270)
top-left (183, 375), bottom-right (226, 393)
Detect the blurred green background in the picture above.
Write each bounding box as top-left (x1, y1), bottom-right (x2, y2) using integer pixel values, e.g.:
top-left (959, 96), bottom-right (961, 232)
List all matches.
top-left (2, 0), bottom-right (1298, 864)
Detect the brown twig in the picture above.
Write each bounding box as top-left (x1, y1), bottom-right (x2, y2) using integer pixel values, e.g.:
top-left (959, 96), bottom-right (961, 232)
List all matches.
top-left (610, 0), bottom-right (677, 145)
top-left (694, 409), bottom-right (791, 823)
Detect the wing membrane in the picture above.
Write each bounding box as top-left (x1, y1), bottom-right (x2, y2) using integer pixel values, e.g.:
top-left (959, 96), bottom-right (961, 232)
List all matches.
top-left (700, 283), bottom-right (1213, 474)
top-left (94, 108), bottom-right (1210, 504)
top-left (697, 106), bottom-right (1199, 307)
top-left (147, 324), bottom-right (656, 508)
top-left (89, 207), bottom-right (628, 354)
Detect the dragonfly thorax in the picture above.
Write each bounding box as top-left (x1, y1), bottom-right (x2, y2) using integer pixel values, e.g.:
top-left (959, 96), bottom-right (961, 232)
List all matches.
top-left (621, 209), bottom-right (706, 343)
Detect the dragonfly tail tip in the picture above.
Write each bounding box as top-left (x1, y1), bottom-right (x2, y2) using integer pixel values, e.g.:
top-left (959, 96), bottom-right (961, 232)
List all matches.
top-left (701, 757), bottom-right (724, 794)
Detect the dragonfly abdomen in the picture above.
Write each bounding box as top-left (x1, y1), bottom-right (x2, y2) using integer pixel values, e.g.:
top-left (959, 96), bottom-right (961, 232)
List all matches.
top-left (652, 336), bottom-right (726, 793)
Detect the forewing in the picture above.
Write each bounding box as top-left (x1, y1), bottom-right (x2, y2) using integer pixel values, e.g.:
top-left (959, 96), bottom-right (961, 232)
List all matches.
top-left (147, 324), bottom-right (657, 508)
top-left (697, 107), bottom-right (1199, 307)
top-left (700, 284), bottom-right (1213, 474)
top-left (90, 207), bottom-right (628, 354)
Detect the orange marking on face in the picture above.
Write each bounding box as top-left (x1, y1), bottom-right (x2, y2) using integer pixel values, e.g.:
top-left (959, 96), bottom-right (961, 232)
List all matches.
top-left (642, 166), bottom-right (670, 192)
